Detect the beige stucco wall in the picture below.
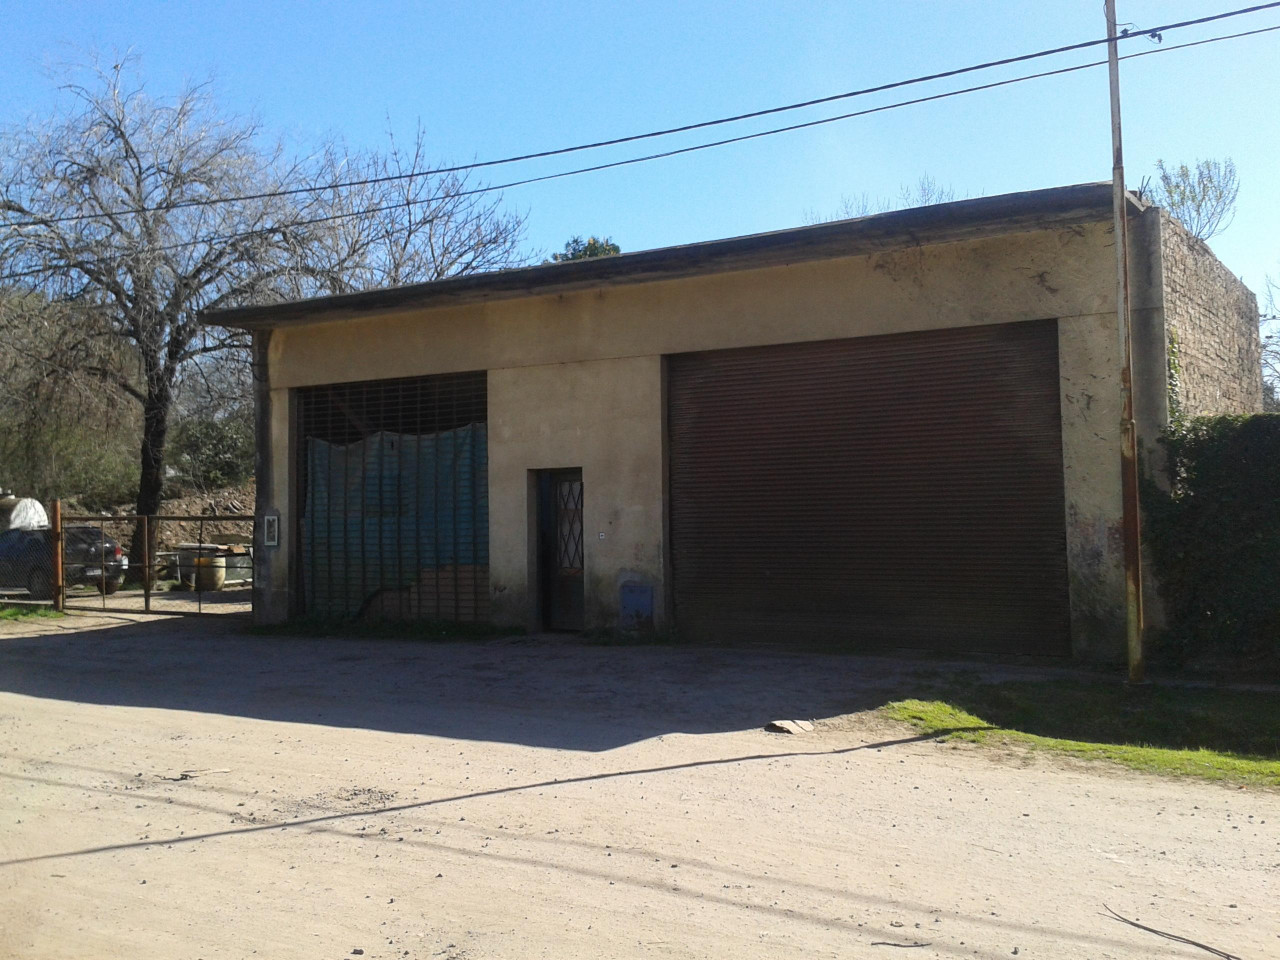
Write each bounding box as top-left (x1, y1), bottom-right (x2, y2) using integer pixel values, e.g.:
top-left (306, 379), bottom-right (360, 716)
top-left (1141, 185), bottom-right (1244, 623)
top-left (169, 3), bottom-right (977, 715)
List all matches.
top-left (257, 220), bottom-right (1141, 658)
top-left (487, 357), bottom-right (665, 628)
top-left (1058, 313), bottom-right (1126, 657)
top-left (266, 224), bottom-right (1117, 388)
top-left (253, 381), bottom-right (293, 618)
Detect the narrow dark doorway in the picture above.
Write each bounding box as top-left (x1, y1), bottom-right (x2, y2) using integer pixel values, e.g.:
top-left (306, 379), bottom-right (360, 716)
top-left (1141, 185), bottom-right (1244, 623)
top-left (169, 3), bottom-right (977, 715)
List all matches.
top-left (537, 469), bottom-right (584, 631)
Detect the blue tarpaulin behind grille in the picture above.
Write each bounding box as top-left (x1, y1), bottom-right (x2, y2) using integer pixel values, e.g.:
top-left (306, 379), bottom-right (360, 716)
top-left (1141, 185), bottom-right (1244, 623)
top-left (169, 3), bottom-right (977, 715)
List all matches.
top-left (303, 424), bottom-right (488, 617)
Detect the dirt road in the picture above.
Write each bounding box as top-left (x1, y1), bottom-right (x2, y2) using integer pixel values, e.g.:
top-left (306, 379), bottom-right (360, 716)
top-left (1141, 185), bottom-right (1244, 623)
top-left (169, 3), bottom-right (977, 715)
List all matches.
top-left (1, 614), bottom-right (1275, 959)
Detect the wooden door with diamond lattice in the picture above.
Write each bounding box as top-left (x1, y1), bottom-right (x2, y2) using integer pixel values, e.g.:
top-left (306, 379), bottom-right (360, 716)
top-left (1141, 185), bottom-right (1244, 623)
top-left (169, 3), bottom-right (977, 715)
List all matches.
top-left (538, 469), bottom-right (584, 630)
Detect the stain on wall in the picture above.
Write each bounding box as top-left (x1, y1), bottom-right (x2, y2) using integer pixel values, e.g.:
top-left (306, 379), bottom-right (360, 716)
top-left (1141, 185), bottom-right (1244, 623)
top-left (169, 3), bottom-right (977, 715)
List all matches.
top-left (1058, 313), bottom-right (1126, 661)
top-left (487, 357), bottom-right (665, 630)
top-left (254, 211), bottom-right (1255, 659)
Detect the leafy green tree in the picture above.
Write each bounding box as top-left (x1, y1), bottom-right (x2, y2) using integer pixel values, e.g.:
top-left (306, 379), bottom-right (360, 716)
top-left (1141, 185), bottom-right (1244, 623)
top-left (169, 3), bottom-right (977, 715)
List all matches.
top-left (549, 235), bottom-right (621, 262)
top-left (168, 408), bottom-right (255, 493)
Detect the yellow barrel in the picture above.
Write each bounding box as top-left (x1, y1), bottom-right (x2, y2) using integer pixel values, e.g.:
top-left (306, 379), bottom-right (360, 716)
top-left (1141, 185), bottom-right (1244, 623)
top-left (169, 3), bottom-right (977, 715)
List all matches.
top-left (192, 555), bottom-right (226, 592)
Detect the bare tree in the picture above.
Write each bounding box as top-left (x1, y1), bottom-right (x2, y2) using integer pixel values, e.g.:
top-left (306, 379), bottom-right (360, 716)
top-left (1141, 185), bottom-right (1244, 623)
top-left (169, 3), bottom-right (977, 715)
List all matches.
top-left (300, 125), bottom-right (527, 292)
top-left (0, 291), bottom-right (141, 506)
top-left (804, 175), bottom-right (958, 225)
top-left (1149, 158), bottom-right (1239, 241)
top-left (0, 63), bottom-right (526, 562)
top-left (1263, 274), bottom-right (1279, 412)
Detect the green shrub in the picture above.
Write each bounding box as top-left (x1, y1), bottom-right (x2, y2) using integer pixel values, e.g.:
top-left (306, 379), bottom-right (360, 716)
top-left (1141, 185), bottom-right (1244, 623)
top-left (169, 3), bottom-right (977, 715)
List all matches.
top-left (168, 408), bottom-right (254, 493)
top-left (1144, 414), bottom-right (1280, 663)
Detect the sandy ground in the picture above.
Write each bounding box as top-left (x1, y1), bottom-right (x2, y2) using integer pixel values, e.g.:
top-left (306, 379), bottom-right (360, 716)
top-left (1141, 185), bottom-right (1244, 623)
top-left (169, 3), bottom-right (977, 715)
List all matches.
top-left (0, 614), bottom-right (1275, 960)
top-left (60, 584), bottom-right (252, 617)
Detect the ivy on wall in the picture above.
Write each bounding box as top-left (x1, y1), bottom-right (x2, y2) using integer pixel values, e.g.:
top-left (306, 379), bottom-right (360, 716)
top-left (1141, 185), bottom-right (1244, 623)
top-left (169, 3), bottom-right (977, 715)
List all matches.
top-left (1166, 326), bottom-right (1185, 427)
top-left (1143, 414), bottom-right (1280, 665)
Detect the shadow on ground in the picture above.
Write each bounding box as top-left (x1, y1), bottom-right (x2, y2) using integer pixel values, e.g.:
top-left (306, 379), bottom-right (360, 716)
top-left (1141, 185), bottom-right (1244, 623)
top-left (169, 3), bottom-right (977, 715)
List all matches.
top-left (14, 614), bottom-right (1266, 757)
top-left (61, 584), bottom-right (252, 615)
top-left (0, 613), bottom-right (1115, 752)
top-left (941, 679), bottom-right (1280, 758)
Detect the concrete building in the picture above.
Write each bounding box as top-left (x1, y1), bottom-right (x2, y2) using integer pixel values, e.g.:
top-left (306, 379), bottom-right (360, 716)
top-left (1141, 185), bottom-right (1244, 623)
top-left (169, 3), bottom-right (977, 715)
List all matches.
top-left (208, 183), bottom-right (1261, 661)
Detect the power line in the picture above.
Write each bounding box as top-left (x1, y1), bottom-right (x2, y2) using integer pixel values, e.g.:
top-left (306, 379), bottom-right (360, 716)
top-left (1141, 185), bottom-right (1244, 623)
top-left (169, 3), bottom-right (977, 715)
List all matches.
top-left (439, 24), bottom-right (1280, 210)
top-left (0, 20), bottom-right (1277, 282)
top-left (5, 1), bottom-right (1279, 230)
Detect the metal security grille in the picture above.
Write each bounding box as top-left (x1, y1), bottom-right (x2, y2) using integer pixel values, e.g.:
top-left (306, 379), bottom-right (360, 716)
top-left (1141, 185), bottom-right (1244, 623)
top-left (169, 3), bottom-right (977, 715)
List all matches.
top-left (296, 371), bottom-right (489, 622)
top-left (557, 478), bottom-right (584, 572)
top-left (667, 319), bottom-right (1070, 655)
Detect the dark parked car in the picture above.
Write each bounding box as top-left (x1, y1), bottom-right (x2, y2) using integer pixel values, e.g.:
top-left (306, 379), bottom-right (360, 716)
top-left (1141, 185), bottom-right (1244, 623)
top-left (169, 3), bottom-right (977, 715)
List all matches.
top-left (0, 525), bottom-right (127, 599)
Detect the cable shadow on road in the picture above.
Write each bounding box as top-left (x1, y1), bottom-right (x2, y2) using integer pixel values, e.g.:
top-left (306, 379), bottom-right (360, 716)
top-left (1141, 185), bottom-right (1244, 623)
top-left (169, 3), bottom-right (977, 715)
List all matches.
top-left (0, 728), bottom-right (991, 867)
top-left (0, 726), bottom-right (1166, 958)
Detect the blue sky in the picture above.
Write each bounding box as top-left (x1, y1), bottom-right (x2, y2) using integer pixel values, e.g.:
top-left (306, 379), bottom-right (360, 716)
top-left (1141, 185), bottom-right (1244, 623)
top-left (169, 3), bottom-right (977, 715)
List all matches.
top-left (2, 0), bottom-right (1276, 295)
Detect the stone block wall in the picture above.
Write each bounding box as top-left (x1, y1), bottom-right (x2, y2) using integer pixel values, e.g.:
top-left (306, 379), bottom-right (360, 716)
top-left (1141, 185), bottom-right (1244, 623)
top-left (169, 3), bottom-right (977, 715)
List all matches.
top-left (1159, 212), bottom-right (1262, 415)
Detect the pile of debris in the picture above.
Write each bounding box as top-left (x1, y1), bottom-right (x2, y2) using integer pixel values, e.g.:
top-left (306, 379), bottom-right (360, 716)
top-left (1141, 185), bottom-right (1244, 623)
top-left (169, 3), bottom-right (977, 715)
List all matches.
top-left (150, 480), bottom-right (256, 550)
top-left (91, 480), bottom-right (256, 551)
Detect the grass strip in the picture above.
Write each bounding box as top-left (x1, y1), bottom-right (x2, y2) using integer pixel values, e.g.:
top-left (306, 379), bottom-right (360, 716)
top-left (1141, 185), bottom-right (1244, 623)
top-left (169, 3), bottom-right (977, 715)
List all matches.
top-left (0, 604), bottom-right (64, 622)
top-left (883, 695), bottom-right (1280, 786)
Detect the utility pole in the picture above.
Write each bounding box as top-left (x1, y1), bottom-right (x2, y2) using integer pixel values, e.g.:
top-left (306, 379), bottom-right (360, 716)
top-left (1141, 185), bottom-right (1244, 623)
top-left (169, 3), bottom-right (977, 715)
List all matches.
top-left (1105, 0), bottom-right (1145, 684)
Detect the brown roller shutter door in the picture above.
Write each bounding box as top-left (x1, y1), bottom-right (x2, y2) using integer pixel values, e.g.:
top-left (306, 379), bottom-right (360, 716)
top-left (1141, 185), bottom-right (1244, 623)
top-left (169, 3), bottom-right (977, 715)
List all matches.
top-left (667, 318), bottom-right (1071, 655)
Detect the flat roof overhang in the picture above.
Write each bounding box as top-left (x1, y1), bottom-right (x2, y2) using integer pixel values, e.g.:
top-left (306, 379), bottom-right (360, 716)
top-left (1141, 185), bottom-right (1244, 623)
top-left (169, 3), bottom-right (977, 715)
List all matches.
top-left (204, 182), bottom-right (1130, 331)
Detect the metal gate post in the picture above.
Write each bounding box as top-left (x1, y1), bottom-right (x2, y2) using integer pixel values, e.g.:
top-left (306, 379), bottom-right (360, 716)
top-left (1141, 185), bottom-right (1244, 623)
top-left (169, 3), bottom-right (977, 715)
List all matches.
top-left (98, 519), bottom-right (106, 608)
top-left (197, 516), bottom-right (204, 614)
top-left (51, 499), bottom-right (64, 612)
top-left (142, 515), bottom-right (151, 613)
